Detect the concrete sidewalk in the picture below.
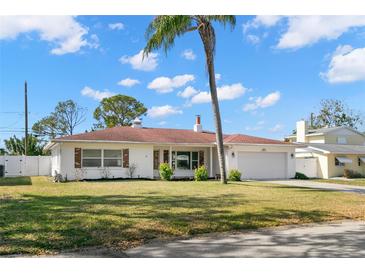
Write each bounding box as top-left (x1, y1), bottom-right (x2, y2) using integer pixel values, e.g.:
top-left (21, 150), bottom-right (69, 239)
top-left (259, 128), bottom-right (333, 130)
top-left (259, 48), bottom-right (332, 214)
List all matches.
top-left (262, 180), bottom-right (365, 195)
top-left (125, 220), bottom-right (365, 257)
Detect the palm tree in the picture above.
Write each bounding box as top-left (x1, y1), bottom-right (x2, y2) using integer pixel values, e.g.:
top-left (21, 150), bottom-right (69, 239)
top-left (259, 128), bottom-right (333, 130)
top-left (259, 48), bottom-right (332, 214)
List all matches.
top-left (144, 16), bottom-right (236, 184)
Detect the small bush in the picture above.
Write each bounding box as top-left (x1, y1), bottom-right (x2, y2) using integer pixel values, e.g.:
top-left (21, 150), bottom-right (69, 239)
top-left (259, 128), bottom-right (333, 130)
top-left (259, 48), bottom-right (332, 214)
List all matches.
top-left (194, 165), bottom-right (208, 181)
top-left (159, 163), bottom-right (173, 181)
top-left (344, 169), bottom-right (363, 179)
top-left (228, 169), bottom-right (241, 181)
top-left (294, 172), bottom-right (309, 180)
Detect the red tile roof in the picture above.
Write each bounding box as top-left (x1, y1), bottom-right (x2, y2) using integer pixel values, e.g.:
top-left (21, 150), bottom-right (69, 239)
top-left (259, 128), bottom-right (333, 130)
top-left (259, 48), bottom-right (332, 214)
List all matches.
top-left (54, 126), bottom-right (289, 145)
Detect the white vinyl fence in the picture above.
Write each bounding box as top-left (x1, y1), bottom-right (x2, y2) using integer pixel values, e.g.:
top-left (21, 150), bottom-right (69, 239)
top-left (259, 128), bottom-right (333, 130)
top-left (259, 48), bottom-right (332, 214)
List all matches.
top-left (296, 158), bottom-right (318, 178)
top-left (0, 156), bottom-right (52, 177)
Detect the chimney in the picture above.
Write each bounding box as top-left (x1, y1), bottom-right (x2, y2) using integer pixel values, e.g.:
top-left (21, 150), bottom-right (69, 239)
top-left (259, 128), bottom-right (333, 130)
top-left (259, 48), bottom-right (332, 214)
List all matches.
top-left (193, 115), bottom-right (203, 132)
top-left (296, 120), bottom-right (308, 143)
top-left (131, 117), bottom-right (142, 128)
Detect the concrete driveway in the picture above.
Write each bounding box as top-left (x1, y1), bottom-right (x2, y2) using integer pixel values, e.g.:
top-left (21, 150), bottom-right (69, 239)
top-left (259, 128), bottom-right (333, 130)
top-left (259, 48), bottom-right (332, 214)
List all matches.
top-left (126, 220), bottom-right (365, 257)
top-left (262, 180), bottom-right (365, 195)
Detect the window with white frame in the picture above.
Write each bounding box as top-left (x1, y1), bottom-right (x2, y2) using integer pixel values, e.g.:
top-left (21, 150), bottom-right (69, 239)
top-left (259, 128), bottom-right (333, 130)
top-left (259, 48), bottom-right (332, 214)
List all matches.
top-left (82, 149), bottom-right (102, 167)
top-left (176, 152), bottom-right (190, 170)
top-left (337, 137), bottom-right (347, 144)
top-left (104, 149), bottom-right (122, 167)
top-left (171, 151), bottom-right (201, 170)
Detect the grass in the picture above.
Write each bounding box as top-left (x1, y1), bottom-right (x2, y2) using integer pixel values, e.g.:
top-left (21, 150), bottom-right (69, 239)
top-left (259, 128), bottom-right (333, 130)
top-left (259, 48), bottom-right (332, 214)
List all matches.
top-left (314, 178), bottom-right (365, 187)
top-left (1, 176), bottom-right (365, 255)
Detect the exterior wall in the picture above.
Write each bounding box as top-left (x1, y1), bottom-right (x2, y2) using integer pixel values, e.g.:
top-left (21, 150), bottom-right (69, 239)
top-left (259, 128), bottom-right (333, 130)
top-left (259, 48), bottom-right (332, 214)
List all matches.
top-left (327, 154), bottom-right (365, 178)
top-left (56, 142), bottom-right (154, 181)
top-left (307, 136), bottom-right (325, 143)
top-left (296, 158), bottom-right (318, 178)
top-left (51, 143), bottom-right (61, 176)
top-left (324, 134), bottom-right (365, 145)
top-left (315, 154), bottom-right (329, 179)
top-left (225, 144), bottom-right (296, 179)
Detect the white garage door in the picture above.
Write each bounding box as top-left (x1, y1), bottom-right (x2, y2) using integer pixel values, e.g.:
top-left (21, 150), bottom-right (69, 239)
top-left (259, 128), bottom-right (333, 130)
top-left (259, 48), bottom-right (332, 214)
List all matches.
top-left (237, 152), bottom-right (287, 179)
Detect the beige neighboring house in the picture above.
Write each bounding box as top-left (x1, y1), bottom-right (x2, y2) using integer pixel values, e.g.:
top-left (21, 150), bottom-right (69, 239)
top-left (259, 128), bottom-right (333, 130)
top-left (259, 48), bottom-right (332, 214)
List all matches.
top-left (286, 120), bottom-right (365, 178)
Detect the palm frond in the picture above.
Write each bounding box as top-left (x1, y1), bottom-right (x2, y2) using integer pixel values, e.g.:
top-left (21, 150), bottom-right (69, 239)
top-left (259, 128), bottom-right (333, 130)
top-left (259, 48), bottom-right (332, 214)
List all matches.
top-left (205, 15), bottom-right (236, 30)
top-left (144, 16), bottom-right (195, 57)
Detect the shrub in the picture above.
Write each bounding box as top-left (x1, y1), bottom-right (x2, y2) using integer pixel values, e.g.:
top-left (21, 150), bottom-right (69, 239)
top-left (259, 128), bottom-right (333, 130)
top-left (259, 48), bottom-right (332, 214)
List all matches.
top-left (194, 165), bottom-right (208, 181)
top-left (344, 169), bottom-right (363, 179)
top-left (294, 172), bottom-right (309, 180)
top-left (159, 163), bottom-right (173, 181)
top-left (228, 169), bottom-right (241, 181)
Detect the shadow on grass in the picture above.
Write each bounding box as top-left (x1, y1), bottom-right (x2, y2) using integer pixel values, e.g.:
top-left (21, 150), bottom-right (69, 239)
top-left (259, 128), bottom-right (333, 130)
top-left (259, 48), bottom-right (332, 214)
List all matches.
top-left (0, 192), bottom-right (337, 256)
top-left (0, 176), bottom-right (32, 186)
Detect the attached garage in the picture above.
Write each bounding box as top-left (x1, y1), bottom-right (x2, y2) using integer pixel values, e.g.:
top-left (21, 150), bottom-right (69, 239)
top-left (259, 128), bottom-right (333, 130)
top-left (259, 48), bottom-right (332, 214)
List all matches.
top-left (237, 152), bottom-right (287, 179)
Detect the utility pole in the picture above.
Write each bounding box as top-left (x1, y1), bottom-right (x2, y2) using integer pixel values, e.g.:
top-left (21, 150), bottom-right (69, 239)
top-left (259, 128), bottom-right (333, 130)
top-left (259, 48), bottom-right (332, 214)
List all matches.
top-left (24, 81), bottom-right (28, 156)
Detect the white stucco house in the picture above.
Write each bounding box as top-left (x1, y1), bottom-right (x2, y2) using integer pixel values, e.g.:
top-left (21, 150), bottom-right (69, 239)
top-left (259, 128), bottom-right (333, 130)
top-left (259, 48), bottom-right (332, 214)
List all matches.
top-left (45, 116), bottom-right (297, 181)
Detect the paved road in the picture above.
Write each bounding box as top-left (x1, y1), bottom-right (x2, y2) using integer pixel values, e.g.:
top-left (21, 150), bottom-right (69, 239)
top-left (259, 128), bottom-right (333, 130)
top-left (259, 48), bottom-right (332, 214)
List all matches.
top-left (126, 220), bottom-right (365, 257)
top-left (262, 180), bottom-right (365, 195)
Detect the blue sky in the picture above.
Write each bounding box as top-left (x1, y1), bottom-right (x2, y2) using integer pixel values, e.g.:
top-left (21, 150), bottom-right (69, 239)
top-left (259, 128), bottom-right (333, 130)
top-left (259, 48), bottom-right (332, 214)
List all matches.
top-left (1, 15), bottom-right (365, 147)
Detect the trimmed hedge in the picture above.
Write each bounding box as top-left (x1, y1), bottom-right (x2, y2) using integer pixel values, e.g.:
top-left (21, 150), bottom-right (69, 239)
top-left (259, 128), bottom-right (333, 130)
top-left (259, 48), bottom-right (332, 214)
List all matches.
top-left (228, 169), bottom-right (241, 181)
top-left (294, 172), bottom-right (309, 180)
top-left (194, 165), bottom-right (208, 181)
top-left (159, 163), bottom-right (173, 181)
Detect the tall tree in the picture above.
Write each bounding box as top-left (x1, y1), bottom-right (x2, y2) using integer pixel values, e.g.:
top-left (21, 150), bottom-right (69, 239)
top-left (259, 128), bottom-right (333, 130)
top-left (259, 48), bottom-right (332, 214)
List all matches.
top-left (4, 135), bottom-right (46, 156)
top-left (310, 99), bottom-right (363, 129)
top-left (144, 16), bottom-right (236, 184)
top-left (93, 94), bottom-right (147, 128)
top-left (32, 100), bottom-right (86, 138)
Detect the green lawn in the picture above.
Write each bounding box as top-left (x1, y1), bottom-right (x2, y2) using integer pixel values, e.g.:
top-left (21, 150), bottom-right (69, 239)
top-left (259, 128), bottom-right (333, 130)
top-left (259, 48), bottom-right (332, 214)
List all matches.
top-left (1, 176), bottom-right (365, 255)
top-left (314, 178), bottom-right (365, 187)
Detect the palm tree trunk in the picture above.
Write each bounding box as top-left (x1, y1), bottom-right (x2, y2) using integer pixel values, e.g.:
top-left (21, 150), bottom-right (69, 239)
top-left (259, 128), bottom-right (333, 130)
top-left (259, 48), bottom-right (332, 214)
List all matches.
top-left (199, 28), bottom-right (227, 184)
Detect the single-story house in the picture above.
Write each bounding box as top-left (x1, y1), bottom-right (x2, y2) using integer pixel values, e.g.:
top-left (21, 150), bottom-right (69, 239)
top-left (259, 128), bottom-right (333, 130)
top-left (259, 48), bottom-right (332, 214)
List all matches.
top-left (45, 116), bottom-right (297, 181)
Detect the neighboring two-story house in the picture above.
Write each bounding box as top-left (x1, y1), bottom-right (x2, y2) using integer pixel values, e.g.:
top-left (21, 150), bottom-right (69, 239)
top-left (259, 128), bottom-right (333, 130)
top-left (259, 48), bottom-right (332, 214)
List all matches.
top-left (285, 120), bottom-right (365, 178)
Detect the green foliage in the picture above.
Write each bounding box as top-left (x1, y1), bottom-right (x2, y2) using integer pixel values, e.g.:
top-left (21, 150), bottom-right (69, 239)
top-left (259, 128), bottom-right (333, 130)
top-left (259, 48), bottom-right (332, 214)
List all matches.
top-left (159, 163), bottom-right (173, 181)
top-left (93, 94), bottom-right (147, 128)
top-left (294, 172), bottom-right (309, 180)
top-left (228, 169), bottom-right (241, 181)
top-left (4, 135), bottom-right (46, 156)
top-left (344, 169), bottom-right (364, 179)
top-left (32, 99), bottom-right (86, 138)
top-left (194, 165), bottom-right (208, 181)
top-left (310, 99), bottom-right (363, 129)
top-left (144, 16), bottom-right (236, 56)
top-left (144, 16), bottom-right (236, 185)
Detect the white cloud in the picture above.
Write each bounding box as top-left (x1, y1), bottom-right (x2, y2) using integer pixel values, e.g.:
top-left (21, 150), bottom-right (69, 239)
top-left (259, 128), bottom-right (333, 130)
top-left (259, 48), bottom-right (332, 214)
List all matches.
top-left (269, 123), bottom-right (284, 132)
top-left (119, 50), bottom-right (158, 71)
top-left (321, 46), bottom-right (365, 83)
top-left (147, 105), bottom-right (183, 118)
top-left (246, 34), bottom-right (260, 44)
top-left (245, 120), bottom-right (265, 131)
top-left (158, 121), bottom-right (167, 125)
top-left (0, 16), bottom-right (93, 55)
top-left (191, 83), bottom-right (247, 104)
top-left (81, 86), bottom-right (115, 101)
top-left (244, 16), bottom-right (365, 50)
top-left (148, 74), bottom-right (195, 93)
top-left (117, 78), bottom-right (140, 87)
top-left (108, 22), bottom-right (124, 30)
top-left (243, 91), bottom-right (281, 112)
top-left (243, 16), bottom-right (283, 33)
top-left (277, 16), bottom-right (365, 49)
top-left (178, 86), bottom-right (200, 98)
top-left (181, 49), bottom-right (196, 60)
top-left (215, 73), bottom-right (221, 81)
